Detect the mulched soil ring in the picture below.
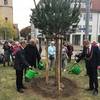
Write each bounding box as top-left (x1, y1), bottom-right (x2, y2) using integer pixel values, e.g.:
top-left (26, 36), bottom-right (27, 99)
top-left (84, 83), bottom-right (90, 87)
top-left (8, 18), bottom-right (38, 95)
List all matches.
top-left (31, 76), bottom-right (78, 98)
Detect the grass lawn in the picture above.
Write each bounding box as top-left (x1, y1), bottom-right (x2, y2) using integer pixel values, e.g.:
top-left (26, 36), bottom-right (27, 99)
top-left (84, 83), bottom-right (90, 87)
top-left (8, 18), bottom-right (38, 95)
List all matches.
top-left (0, 61), bottom-right (100, 100)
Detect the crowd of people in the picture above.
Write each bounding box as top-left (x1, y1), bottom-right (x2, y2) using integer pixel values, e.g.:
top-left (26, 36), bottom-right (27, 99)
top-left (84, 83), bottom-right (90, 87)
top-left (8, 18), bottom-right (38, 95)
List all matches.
top-left (1, 38), bottom-right (100, 96)
top-left (48, 40), bottom-right (100, 96)
top-left (0, 39), bottom-right (41, 93)
top-left (1, 39), bottom-right (74, 93)
top-left (48, 41), bottom-right (74, 71)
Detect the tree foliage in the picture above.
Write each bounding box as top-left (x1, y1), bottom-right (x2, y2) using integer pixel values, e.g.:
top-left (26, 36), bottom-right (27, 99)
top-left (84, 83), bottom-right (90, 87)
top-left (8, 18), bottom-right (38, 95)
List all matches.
top-left (30, 0), bottom-right (81, 36)
top-left (20, 26), bottom-right (31, 38)
top-left (0, 17), bottom-right (16, 39)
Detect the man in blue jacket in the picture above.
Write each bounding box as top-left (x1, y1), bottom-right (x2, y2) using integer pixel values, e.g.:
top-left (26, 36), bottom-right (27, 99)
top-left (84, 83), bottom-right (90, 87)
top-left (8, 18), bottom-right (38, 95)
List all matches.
top-left (48, 41), bottom-right (56, 70)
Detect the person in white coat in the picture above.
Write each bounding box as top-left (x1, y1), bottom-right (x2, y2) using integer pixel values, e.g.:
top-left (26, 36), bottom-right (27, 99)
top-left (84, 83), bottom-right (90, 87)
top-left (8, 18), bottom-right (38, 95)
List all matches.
top-left (48, 41), bottom-right (56, 70)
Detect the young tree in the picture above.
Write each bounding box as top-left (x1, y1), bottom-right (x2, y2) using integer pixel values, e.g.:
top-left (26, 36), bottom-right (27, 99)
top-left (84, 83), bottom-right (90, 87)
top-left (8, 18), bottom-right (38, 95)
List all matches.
top-left (20, 26), bottom-right (31, 39)
top-left (31, 0), bottom-right (81, 35)
top-left (31, 0), bottom-right (81, 93)
top-left (0, 17), bottom-right (16, 40)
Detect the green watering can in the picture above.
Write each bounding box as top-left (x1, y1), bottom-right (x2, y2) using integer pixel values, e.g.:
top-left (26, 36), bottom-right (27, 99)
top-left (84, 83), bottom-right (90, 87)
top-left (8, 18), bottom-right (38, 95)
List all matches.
top-left (38, 61), bottom-right (45, 70)
top-left (25, 69), bottom-right (38, 79)
top-left (68, 63), bottom-right (81, 75)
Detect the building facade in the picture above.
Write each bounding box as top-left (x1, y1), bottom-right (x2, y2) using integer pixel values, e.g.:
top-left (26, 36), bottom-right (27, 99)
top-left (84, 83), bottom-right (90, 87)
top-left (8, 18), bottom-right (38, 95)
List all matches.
top-left (0, 0), bottom-right (13, 23)
top-left (31, 0), bottom-right (100, 46)
top-left (66, 0), bottom-right (100, 46)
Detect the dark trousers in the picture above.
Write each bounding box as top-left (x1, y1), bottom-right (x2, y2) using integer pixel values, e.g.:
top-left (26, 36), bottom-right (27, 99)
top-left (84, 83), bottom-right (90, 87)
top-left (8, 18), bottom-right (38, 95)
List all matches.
top-left (33, 61), bottom-right (37, 68)
top-left (29, 59), bottom-right (37, 68)
top-left (85, 61), bottom-right (89, 75)
top-left (49, 58), bottom-right (54, 69)
top-left (88, 68), bottom-right (98, 90)
top-left (16, 69), bottom-right (24, 90)
top-left (62, 59), bottom-right (65, 69)
top-left (68, 55), bottom-right (71, 63)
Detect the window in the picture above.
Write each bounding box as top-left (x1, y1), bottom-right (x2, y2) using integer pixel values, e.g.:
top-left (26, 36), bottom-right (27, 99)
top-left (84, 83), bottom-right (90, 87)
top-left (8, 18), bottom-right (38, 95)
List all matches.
top-left (65, 35), bottom-right (70, 42)
top-left (4, 0), bottom-right (8, 5)
top-left (83, 13), bottom-right (93, 21)
top-left (83, 35), bottom-right (91, 41)
top-left (72, 35), bottom-right (81, 45)
top-left (89, 13), bottom-right (93, 21)
top-left (77, 25), bottom-right (82, 32)
top-left (98, 35), bottom-right (100, 43)
top-left (82, 25), bottom-right (92, 33)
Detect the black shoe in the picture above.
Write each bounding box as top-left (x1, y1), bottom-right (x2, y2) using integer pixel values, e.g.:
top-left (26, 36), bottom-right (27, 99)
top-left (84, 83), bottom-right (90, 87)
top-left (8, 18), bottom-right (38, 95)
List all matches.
top-left (22, 86), bottom-right (27, 89)
top-left (85, 88), bottom-right (94, 91)
top-left (93, 90), bottom-right (98, 96)
top-left (17, 89), bottom-right (24, 93)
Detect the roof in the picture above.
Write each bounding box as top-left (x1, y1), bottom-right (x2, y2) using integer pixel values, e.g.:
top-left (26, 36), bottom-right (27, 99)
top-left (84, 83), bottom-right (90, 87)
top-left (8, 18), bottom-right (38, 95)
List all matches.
top-left (92, 0), bottom-right (100, 12)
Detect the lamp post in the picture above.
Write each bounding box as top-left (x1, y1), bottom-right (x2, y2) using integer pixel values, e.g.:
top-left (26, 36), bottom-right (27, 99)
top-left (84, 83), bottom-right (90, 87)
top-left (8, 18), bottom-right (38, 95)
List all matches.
top-left (85, 0), bottom-right (91, 40)
top-left (33, 0), bottom-right (37, 8)
top-left (31, 0), bottom-right (37, 38)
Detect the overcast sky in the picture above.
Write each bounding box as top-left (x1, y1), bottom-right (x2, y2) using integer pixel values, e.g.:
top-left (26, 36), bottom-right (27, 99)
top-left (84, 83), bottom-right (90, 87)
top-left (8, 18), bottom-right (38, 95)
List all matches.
top-left (13, 0), bottom-right (40, 30)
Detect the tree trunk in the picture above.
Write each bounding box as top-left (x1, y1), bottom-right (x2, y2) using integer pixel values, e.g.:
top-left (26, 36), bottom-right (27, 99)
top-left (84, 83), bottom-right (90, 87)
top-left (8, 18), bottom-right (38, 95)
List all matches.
top-left (45, 38), bottom-right (49, 84)
top-left (55, 37), bottom-right (58, 84)
top-left (55, 35), bottom-right (62, 95)
top-left (60, 36), bottom-right (63, 78)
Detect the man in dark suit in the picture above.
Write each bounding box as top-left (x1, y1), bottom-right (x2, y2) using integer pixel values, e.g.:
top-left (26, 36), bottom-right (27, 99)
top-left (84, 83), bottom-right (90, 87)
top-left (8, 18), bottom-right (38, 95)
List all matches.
top-left (14, 40), bottom-right (31, 93)
top-left (76, 40), bottom-right (100, 95)
top-left (75, 40), bottom-right (89, 76)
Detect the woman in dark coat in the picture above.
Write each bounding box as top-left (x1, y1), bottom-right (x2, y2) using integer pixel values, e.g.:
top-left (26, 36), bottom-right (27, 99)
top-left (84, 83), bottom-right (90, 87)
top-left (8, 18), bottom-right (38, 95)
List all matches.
top-left (66, 43), bottom-right (74, 63)
top-left (24, 39), bottom-right (41, 68)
